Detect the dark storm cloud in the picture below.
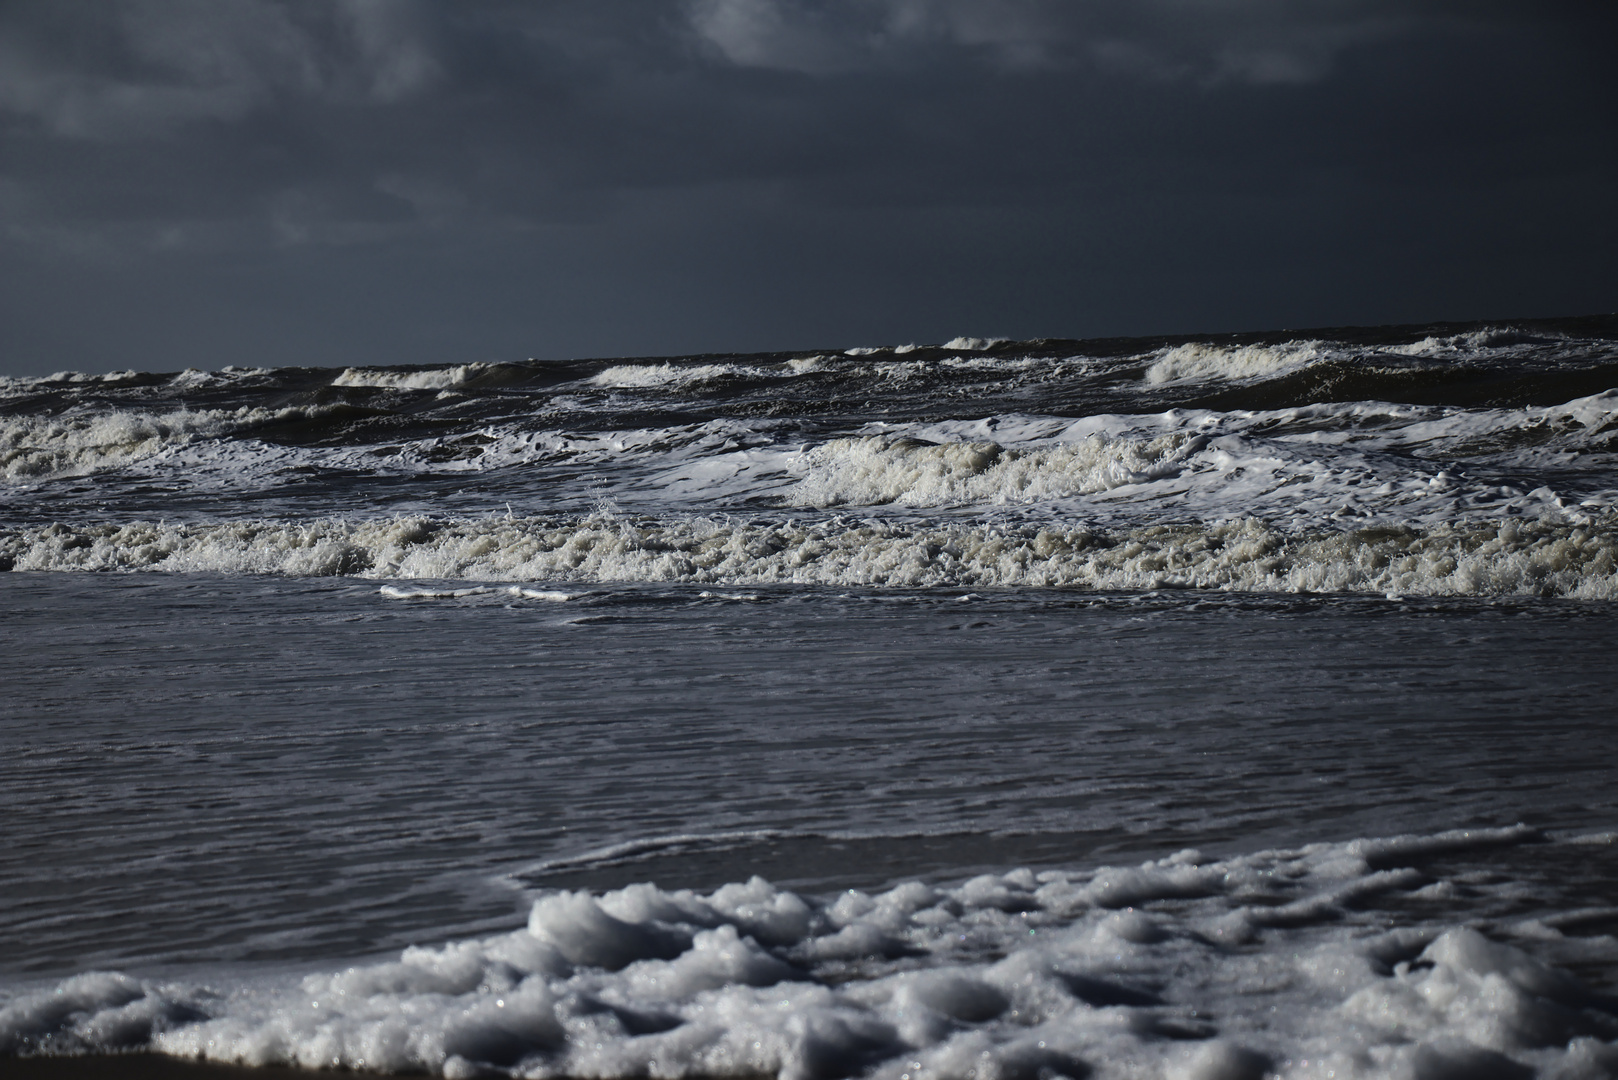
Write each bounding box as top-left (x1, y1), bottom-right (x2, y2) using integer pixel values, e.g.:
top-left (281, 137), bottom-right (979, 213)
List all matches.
top-left (1, 1), bottom-right (1614, 372)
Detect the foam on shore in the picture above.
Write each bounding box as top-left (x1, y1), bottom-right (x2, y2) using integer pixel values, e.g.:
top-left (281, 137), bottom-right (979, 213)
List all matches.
top-left (5, 827), bottom-right (1617, 1079)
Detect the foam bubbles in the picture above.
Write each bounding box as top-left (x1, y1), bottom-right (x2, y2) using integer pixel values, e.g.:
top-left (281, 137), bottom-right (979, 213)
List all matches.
top-left (378, 584), bottom-right (575, 602)
top-left (0, 370), bottom-right (143, 397)
top-left (379, 584), bottom-right (495, 599)
top-left (0, 972), bottom-right (208, 1056)
top-left (7, 829), bottom-right (1614, 1079)
top-left (786, 432), bottom-right (1204, 508)
top-left (5, 513), bottom-right (1616, 598)
top-left (589, 363), bottom-right (763, 389)
top-left (0, 406), bottom-right (323, 481)
top-left (1386, 328), bottom-right (1536, 358)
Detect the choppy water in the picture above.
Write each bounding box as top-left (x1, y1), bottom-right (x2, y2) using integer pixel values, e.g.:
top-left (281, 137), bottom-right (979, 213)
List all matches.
top-left (3, 317), bottom-right (1617, 1079)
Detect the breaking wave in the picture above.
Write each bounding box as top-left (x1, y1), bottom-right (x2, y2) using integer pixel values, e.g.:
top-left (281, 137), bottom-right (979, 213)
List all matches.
top-left (1385, 328), bottom-right (1549, 358)
top-left (4, 513), bottom-right (1615, 598)
top-left (786, 433), bottom-right (1204, 508)
top-left (941, 336), bottom-right (1008, 351)
top-left (1144, 340), bottom-right (1330, 385)
top-left (589, 363), bottom-right (769, 389)
top-left (333, 364), bottom-right (489, 390)
top-left (0, 406), bottom-right (326, 481)
top-left (0, 370), bottom-right (144, 397)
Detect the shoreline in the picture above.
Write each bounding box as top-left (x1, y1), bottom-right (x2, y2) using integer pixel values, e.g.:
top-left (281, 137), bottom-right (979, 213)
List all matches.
top-left (6, 1057), bottom-right (298, 1080)
top-left (5, 1059), bottom-right (772, 1080)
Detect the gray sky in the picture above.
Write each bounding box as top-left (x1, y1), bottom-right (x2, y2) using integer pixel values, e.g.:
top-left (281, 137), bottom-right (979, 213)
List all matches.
top-left (2, 0), bottom-right (1614, 375)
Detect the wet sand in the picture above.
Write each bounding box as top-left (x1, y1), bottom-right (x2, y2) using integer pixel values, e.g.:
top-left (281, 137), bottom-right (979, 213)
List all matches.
top-left (6, 1057), bottom-right (300, 1080)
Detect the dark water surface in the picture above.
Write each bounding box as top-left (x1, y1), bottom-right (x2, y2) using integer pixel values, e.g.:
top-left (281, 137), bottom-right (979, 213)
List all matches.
top-left (5, 573), bottom-right (1614, 979)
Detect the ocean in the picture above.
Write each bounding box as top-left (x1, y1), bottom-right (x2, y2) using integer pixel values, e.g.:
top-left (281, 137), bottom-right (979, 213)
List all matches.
top-left (3, 316), bottom-right (1617, 1080)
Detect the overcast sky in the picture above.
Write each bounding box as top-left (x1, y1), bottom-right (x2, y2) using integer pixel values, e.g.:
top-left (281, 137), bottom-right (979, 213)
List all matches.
top-left (2, 1), bottom-right (1614, 375)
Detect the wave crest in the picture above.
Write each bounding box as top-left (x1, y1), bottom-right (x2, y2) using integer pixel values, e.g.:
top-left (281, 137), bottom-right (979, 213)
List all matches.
top-left (0, 406), bottom-right (319, 481)
top-left (333, 364), bottom-right (488, 390)
top-left (1145, 341), bottom-right (1328, 385)
top-left (787, 433), bottom-right (1204, 508)
top-left (4, 514), bottom-right (1614, 598)
top-left (589, 363), bottom-right (765, 389)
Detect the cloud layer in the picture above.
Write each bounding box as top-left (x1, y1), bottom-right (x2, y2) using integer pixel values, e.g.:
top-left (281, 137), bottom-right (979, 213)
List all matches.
top-left (0, 1), bottom-right (1613, 371)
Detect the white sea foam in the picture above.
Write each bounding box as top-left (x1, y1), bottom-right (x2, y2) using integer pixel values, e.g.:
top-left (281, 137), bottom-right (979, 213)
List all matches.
top-left (589, 364), bottom-right (766, 389)
top-left (786, 433), bottom-right (1204, 508)
top-left (1144, 341), bottom-right (1329, 385)
top-left (379, 584), bottom-right (497, 599)
top-left (0, 411), bottom-right (797, 498)
top-left (0, 370), bottom-right (145, 397)
top-left (1385, 329), bottom-right (1535, 357)
top-left (1, 367), bottom-right (272, 396)
top-left (453, 418), bottom-right (787, 472)
top-left (6, 827), bottom-right (1616, 1079)
top-left (0, 406), bottom-right (325, 481)
top-left (378, 585), bottom-right (577, 601)
top-left (845, 338), bottom-right (1009, 356)
top-left (789, 352), bottom-right (1078, 385)
top-left (5, 513), bottom-right (1615, 598)
top-left (771, 392), bottom-right (1617, 522)
top-left (6, 391), bottom-right (1614, 533)
top-left (166, 366), bottom-right (281, 388)
top-left (334, 364), bottom-right (492, 390)
top-left (508, 587), bottom-right (579, 601)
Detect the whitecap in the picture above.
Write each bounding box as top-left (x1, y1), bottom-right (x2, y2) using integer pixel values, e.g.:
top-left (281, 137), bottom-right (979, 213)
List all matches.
top-left (1144, 340), bottom-right (1329, 385)
top-left (333, 364), bottom-right (489, 390)
top-left (7, 512), bottom-right (1616, 599)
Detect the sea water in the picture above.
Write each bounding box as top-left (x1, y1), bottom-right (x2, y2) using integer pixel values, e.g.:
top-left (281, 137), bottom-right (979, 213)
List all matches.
top-left (3, 319), bottom-right (1618, 1078)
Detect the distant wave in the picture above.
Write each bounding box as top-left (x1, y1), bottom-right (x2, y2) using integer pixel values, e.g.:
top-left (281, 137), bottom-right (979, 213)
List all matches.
top-left (1143, 339), bottom-right (1330, 385)
top-left (333, 363), bottom-right (490, 390)
top-left (785, 432), bottom-right (1205, 508)
top-left (588, 362), bottom-right (775, 389)
top-left (0, 405), bottom-right (331, 481)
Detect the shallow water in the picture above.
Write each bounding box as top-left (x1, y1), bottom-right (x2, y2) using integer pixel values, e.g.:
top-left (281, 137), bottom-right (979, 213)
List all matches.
top-left (5, 579), bottom-right (1617, 972)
